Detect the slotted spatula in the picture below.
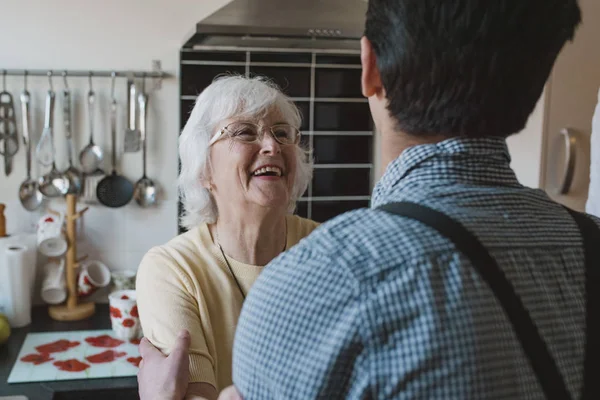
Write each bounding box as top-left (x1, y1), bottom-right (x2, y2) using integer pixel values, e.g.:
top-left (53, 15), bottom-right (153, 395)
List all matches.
top-left (123, 74), bottom-right (140, 152)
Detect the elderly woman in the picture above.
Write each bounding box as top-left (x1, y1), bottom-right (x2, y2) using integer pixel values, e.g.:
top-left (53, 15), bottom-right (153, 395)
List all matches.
top-left (136, 75), bottom-right (319, 400)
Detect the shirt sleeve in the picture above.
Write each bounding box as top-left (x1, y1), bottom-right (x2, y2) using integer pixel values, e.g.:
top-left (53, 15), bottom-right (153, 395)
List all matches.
top-left (231, 237), bottom-right (373, 399)
top-left (136, 248), bottom-right (217, 387)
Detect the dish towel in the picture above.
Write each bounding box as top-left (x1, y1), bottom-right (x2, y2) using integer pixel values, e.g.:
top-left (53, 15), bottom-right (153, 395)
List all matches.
top-left (586, 87), bottom-right (600, 217)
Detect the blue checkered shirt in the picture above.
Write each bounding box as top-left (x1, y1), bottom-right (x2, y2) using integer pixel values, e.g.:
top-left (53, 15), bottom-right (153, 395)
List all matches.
top-left (232, 137), bottom-right (596, 399)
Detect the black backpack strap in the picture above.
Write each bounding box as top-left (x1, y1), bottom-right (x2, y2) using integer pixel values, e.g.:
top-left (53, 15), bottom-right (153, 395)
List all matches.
top-left (563, 208), bottom-right (600, 400)
top-left (377, 201), bottom-right (571, 400)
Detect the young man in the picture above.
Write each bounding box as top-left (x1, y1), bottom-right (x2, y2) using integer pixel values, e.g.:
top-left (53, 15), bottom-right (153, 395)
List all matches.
top-left (139, 0), bottom-right (596, 398)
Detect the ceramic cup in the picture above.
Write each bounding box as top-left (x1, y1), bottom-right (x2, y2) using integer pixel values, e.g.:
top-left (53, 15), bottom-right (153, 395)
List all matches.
top-left (37, 213), bottom-right (67, 258)
top-left (111, 269), bottom-right (136, 291)
top-left (77, 260), bottom-right (111, 297)
top-left (40, 259), bottom-right (66, 305)
top-left (108, 289), bottom-right (142, 340)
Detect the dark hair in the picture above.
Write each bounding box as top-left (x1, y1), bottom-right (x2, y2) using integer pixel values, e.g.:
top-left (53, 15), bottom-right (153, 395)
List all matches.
top-left (365, 0), bottom-right (581, 138)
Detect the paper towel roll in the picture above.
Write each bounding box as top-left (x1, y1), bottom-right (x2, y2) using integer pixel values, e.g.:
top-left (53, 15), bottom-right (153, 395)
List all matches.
top-left (3, 245), bottom-right (32, 327)
top-left (0, 236), bottom-right (37, 328)
top-left (0, 234), bottom-right (37, 307)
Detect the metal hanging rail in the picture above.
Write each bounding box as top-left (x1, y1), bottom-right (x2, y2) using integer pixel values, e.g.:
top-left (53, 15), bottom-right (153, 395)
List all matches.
top-left (0, 60), bottom-right (169, 87)
top-left (0, 69), bottom-right (166, 78)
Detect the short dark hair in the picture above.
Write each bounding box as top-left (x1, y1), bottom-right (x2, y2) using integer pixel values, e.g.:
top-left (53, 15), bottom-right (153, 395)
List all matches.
top-left (365, 0), bottom-right (581, 138)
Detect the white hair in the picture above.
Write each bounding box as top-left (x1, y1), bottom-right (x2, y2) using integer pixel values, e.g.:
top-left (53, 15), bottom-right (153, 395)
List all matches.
top-left (178, 75), bottom-right (313, 230)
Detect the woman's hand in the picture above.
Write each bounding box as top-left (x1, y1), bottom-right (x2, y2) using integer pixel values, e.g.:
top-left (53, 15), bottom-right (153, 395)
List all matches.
top-left (138, 330), bottom-right (191, 400)
top-left (217, 386), bottom-right (243, 400)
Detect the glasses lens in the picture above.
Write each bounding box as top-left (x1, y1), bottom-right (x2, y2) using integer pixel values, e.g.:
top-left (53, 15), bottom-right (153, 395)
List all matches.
top-left (271, 124), bottom-right (299, 145)
top-left (226, 123), bottom-right (260, 142)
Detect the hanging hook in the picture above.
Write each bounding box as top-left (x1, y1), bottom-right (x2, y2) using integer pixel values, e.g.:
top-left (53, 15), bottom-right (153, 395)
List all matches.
top-left (62, 70), bottom-right (69, 90)
top-left (2, 70), bottom-right (6, 91)
top-left (110, 71), bottom-right (116, 99)
top-left (47, 71), bottom-right (53, 91)
top-left (24, 70), bottom-right (28, 91)
top-left (88, 71), bottom-right (93, 91)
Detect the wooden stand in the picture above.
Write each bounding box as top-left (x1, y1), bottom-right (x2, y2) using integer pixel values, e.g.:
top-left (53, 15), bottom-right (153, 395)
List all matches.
top-left (48, 194), bottom-right (94, 321)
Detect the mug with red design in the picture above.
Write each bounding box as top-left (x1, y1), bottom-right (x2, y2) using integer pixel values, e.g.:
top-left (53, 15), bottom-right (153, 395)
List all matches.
top-left (37, 213), bottom-right (67, 257)
top-left (77, 260), bottom-right (111, 297)
top-left (108, 289), bottom-right (142, 340)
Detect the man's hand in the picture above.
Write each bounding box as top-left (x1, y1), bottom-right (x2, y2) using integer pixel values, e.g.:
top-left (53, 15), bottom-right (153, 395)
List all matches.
top-left (138, 330), bottom-right (191, 400)
top-left (217, 386), bottom-right (243, 400)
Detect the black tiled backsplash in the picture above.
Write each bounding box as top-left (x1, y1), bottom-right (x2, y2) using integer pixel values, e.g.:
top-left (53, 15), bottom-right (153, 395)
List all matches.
top-left (182, 51), bottom-right (246, 62)
top-left (249, 67), bottom-right (311, 97)
top-left (311, 200), bottom-right (370, 222)
top-left (181, 99), bottom-right (195, 129)
top-left (312, 168), bottom-right (372, 197)
top-left (296, 102), bottom-right (310, 131)
top-left (314, 102), bottom-right (373, 131)
top-left (181, 64), bottom-right (246, 96)
top-left (295, 201), bottom-right (309, 219)
top-left (316, 55), bottom-right (361, 65)
top-left (251, 52), bottom-right (312, 63)
top-left (179, 49), bottom-right (373, 231)
top-left (313, 135), bottom-right (373, 164)
top-left (315, 68), bottom-right (363, 98)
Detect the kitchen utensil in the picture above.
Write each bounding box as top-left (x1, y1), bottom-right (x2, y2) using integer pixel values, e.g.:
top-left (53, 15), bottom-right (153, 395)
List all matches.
top-left (0, 204), bottom-right (5, 237)
top-left (97, 73), bottom-right (134, 208)
top-left (133, 87), bottom-right (157, 207)
top-left (18, 77), bottom-right (44, 211)
top-left (79, 74), bottom-right (103, 173)
top-left (0, 71), bottom-right (19, 175)
top-left (38, 90), bottom-right (70, 198)
top-left (108, 290), bottom-right (141, 340)
top-left (79, 75), bottom-right (104, 203)
top-left (77, 260), bottom-right (110, 297)
top-left (123, 74), bottom-right (140, 153)
top-left (82, 169), bottom-right (104, 204)
top-left (36, 213), bottom-right (67, 257)
top-left (41, 258), bottom-right (67, 305)
top-left (62, 74), bottom-right (83, 195)
top-left (35, 74), bottom-right (56, 167)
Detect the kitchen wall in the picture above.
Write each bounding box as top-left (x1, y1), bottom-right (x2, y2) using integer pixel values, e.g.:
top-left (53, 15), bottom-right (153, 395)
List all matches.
top-left (0, 0), bottom-right (229, 302)
top-left (0, 0), bottom-right (547, 302)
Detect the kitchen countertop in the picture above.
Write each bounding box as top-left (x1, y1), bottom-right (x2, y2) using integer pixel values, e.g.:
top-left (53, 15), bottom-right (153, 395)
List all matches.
top-left (0, 304), bottom-right (138, 400)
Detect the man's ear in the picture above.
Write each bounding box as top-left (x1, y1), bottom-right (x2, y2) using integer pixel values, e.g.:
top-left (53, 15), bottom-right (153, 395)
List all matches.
top-left (361, 36), bottom-right (383, 98)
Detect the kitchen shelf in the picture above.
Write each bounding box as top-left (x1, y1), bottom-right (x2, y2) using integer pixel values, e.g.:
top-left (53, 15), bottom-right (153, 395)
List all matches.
top-left (180, 95), bottom-right (367, 103)
top-left (181, 60), bottom-right (361, 69)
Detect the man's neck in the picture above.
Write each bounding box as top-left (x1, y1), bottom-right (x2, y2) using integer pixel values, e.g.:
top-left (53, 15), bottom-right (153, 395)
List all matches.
top-left (380, 127), bottom-right (450, 173)
top-left (210, 205), bottom-right (287, 266)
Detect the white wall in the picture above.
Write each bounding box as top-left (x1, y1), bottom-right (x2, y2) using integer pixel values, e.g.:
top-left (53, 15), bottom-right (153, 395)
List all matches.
top-left (507, 90), bottom-right (547, 189)
top-left (0, 0), bottom-right (230, 302)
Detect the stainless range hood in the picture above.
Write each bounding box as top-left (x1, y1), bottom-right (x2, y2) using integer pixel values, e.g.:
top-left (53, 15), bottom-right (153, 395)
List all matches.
top-left (183, 0), bottom-right (368, 50)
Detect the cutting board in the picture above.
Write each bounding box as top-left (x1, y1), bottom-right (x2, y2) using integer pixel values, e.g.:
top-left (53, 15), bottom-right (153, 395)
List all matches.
top-left (7, 330), bottom-right (141, 383)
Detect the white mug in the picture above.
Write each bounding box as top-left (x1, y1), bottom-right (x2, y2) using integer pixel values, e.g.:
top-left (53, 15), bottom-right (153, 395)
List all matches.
top-left (78, 260), bottom-right (111, 297)
top-left (37, 213), bottom-right (67, 258)
top-left (40, 259), bottom-right (66, 305)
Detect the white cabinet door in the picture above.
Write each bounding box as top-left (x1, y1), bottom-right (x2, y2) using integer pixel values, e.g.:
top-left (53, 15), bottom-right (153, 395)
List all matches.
top-left (542, 0), bottom-right (600, 211)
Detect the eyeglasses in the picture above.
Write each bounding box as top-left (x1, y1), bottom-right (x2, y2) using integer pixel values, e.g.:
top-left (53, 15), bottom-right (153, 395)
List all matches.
top-left (209, 122), bottom-right (301, 146)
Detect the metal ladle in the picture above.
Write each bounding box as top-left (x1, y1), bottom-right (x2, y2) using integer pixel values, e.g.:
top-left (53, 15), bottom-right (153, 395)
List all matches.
top-left (61, 72), bottom-right (83, 195)
top-left (38, 76), bottom-right (70, 198)
top-left (18, 71), bottom-right (43, 210)
top-left (133, 79), bottom-right (157, 207)
top-left (79, 72), bottom-right (103, 174)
